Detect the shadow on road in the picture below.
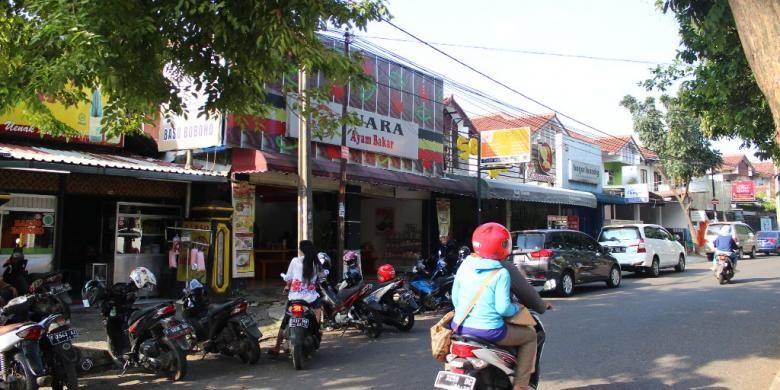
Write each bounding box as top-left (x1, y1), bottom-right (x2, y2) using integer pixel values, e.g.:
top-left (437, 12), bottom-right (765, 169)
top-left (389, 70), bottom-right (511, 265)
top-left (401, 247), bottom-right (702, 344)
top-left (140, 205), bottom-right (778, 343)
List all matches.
top-left (562, 380), bottom-right (730, 390)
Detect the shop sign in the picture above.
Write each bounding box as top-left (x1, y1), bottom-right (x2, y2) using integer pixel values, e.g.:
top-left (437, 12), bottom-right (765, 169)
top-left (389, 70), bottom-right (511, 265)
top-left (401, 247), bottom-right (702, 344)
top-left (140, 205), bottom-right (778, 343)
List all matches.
top-left (10, 218), bottom-right (44, 235)
top-left (480, 127), bottom-right (531, 167)
top-left (288, 102), bottom-right (419, 159)
top-left (0, 88), bottom-right (123, 147)
top-left (731, 180), bottom-right (755, 202)
top-left (547, 215), bottom-right (579, 230)
top-left (527, 143), bottom-right (555, 184)
top-left (157, 117), bottom-right (222, 151)
top-left (690, 210), bottom-right (707, 222)
top-left (232, 182), bottom-right (256, 278)
top-left (624, 183), bottom-right (649, 203)
top-left (569, 160), bottom-right (601, 184)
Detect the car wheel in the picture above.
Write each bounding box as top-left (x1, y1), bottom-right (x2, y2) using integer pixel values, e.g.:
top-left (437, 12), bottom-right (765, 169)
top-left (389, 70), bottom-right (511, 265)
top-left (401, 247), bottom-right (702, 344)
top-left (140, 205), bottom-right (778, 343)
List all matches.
top-left (557, 271), bottom-right (574, 297)
top-left (674, 254), bottom-right (686, 272)
top-left (648, 257), bottom-right (660, 278)
top-left (606, 266), bottom-right (621, 288)
top-left (749, 246), bottom-right (756, 259)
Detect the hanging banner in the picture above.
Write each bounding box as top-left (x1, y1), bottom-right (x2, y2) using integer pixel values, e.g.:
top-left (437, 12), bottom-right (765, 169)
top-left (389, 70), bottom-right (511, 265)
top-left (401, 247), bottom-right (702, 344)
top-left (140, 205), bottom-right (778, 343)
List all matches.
top-left (435, 199), bottom-right (451, 238)
top-left (232, 182), bottom-right (256, 278)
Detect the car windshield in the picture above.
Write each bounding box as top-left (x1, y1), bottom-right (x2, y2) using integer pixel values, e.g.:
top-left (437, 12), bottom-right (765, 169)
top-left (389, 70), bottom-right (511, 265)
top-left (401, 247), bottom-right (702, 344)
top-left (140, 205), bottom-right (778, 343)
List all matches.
top-left (758, 231), bottom-right (778, 239)
top-left (707, 224), bottom-right (730, 235)
top-left (599, 227), bottom-right (640, 242)
top-left (515, 233), bottom-right (545, 250)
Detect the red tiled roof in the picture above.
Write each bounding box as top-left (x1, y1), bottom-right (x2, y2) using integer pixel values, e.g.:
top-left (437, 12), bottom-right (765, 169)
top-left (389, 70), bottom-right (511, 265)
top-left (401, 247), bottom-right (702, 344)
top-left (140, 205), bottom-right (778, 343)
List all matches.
top-left (471, 112), bottom-right (557, 133)
top-left (568, 132), bottom-right (595, 143)
top-left (753, 161), bottom-right (776, 177)
top-left (592, 136), bottom-right (633, 154)
top-left (721, 154), bottom-right (746, 169)
top-left (640, 147), bottom-right (658, 160)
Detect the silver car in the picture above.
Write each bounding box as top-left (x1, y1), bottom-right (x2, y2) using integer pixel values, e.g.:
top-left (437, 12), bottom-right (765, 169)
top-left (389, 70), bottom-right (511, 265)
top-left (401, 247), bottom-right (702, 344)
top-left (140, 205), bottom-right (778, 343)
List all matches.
top-left (704, 222), bottom-right (757, 259)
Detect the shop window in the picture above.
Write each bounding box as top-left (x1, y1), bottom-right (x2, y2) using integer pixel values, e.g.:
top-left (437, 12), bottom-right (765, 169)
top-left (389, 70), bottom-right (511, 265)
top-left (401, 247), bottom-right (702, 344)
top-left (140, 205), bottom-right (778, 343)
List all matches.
top-left (641, 169), bottom-right (648, 184)
top-left (0, 210), bottom-right (55, 256)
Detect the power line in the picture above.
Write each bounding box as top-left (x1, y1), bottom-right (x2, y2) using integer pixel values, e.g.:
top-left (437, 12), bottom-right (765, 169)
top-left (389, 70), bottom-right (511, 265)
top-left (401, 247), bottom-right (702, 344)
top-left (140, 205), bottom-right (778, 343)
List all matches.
top-left (357, 34), bottom-right (672, 66)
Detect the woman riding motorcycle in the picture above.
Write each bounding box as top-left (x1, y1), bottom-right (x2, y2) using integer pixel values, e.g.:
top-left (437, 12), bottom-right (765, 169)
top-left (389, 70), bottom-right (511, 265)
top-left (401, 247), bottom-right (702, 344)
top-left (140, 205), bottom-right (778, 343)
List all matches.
top-left (711, 225), bottom-right (739, 272)
top-left (451, 223), bottom-right (539, 390)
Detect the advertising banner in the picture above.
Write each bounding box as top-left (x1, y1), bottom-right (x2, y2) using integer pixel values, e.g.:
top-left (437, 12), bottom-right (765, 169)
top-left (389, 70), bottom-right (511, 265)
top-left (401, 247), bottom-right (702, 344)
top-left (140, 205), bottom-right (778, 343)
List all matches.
top-left (232, 182), bottom-right (256, 278)
top-left (731, 180), bottom-right (755, 202)
top-left (625, 183), bottom-right (650, 203)
top-left (435, 199), bottom-right (451, 238)
top-left (480, 127), bottom-right (531, 167)
top-left (527, 142), bottom-right (555, 183)
top-left (0, 88), bottom-right (123, 146)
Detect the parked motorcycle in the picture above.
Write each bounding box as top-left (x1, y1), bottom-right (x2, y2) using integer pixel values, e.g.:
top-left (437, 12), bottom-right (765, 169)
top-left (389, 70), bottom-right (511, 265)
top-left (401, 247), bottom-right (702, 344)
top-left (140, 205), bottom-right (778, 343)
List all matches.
top-left (179, 279), bottom-right (261, 364)
top-left (81, 267), bottom-right (193, 381)
top-left (1, 291), bottom-right (79, 390)
top-left (365, 264), bottom-right (417, 332)
top-left (27, 273), bottom-right (72, 320)
top-left (408, 256), bottom-right (458, 313)
top-left (714, 251), bottom-right (735, 285)
top-left (434, 312), bottom-right (547, 390)
top-left (281, 300), bottom-right (321, 370)
top-left (0, 295), bottom-right (51, 390)
top-left (319, 275), bottom-right (383, 338)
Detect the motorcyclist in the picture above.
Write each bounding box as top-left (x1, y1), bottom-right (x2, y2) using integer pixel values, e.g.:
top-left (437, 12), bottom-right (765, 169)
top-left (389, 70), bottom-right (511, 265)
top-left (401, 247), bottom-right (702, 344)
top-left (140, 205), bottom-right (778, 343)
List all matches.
top-left (711, 225), bottom-right (739, 272)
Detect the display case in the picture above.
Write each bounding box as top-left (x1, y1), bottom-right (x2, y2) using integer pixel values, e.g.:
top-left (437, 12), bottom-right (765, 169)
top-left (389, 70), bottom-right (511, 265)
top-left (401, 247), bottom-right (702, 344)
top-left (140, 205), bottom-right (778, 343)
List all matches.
top-left (114, 202), bottom-right (180, 296)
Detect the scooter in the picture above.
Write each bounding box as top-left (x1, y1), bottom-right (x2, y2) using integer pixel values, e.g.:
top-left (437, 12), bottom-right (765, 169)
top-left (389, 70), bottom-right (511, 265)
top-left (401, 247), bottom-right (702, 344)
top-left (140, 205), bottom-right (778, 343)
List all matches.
top-left (281, 300), bottom-right (320, 370)
top-left (714, 251), bottom-right (735, 285)
top-left (179, 279), bottom-right (261, 364)
top-left (363, 277), bottom-right (417, 332)
top-left (408, 256), bottom-right (457, 313)
top-left (318, 275), bottom-right (384, 338)
top-left (0, 295), bottom-right (51, 389)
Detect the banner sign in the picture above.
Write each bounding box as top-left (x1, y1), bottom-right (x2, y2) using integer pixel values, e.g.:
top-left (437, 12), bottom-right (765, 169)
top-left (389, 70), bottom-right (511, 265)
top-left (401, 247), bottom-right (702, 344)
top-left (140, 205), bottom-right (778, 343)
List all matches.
top-left (0, 88), bottom-right (123, 147)
top-left (625, 183), bottom-right (650, 203)
top-left (480, 127), bottom-right (531, 167)
top-left (731, 180), bottom-right (755, 202)
top-left (527, 142), bottom-right (555, 183)
top-left (232, 182), bottom-right (256, 278)
top-left (569, 160), bottom-right (601, 184)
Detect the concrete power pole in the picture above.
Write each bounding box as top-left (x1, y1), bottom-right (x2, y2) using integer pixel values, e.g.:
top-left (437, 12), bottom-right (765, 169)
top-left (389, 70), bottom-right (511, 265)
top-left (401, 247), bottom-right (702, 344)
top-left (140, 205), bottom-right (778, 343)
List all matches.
top-left (336, 31), bottom-right (351, 278)
top-left (297, 68), bottom-right (312, 243)
top-left (775, 164), bottom-right (780, 229)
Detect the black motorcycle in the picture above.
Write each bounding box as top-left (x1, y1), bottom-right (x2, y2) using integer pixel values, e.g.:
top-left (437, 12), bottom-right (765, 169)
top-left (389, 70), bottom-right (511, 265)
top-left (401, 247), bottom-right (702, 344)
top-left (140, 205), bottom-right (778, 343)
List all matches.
top-left (282, 300), bottom-right (321, 370)
top-left (179, 281), bottom-right (261, 364)
top-left (363, 278), bottom-right (417, 332)
top-left (28, 273), bottom-right (72, 320)
top-left (82, 280), bottom-right (192, 381)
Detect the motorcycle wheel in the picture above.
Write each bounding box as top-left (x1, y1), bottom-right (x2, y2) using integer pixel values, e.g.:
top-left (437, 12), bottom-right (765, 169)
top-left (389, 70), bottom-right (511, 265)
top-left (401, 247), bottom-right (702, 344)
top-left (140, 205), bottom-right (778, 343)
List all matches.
top-left (10, 353), bottom-right (38, 390)
top-left (365, 316), bottom-right (383, 339)
top-left (719, 273), bottom-right (727, 285)
top-left (475, 366), bottom-right (512, 390)
top-left (394, 308), bottom-right (415, 332)
top-left (238, 335), bottom-right (261, 365)
top-left (290, 328), bottom-right (305, 370)
top-left (51, 360), bottom-right (78, 390)
top-left (159, 339), bottom-right (188, 381)
top-left (106, 336), bottom-right (126, 369)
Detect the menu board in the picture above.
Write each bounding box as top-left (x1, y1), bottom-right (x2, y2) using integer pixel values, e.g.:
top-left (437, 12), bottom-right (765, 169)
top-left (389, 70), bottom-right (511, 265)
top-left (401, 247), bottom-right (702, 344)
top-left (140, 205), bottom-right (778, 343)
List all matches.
top-left (232, 182), bottom-right (256, 278)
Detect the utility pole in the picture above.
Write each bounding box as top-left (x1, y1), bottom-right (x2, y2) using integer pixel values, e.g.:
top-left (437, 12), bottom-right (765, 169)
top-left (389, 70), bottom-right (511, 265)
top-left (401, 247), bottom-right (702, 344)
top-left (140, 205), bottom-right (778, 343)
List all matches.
top-left (775, 164), bottom-right (780, 229)
top-left (336, 30), bottom-right (351, 278)
top-left (297, 67), bottom-right (312, 243)
top-left (476, 132), bottom-right (482, 226)
top-left (711, 169), bottom-right (718, 222)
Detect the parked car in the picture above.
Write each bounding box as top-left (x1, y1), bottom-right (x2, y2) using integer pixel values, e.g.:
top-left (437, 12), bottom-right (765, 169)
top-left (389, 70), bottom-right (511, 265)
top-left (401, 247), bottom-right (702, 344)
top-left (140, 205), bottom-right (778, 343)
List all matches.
top-left (756, 231), bottom-right (780, 255)
top-left (598, 224), bottom-right (686, 277)
top-left (704, 222), bottom-right (757, 259)
top-left (510, 229), bottom-right (622, 297)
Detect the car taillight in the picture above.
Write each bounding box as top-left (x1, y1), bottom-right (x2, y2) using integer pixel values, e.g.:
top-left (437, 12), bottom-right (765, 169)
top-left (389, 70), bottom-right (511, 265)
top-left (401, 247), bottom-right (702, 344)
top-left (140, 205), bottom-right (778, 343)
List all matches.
top-left (529, 249), bottom-right (553, 261)
top-left (128, 319), bottom-right (141, 334)
top-left (451, 343), bottom-right (477, 358)
top-left (451, 367), bottom-right (465, 374)
top-left (17, 325), bottom-right (43, 341)
top-left (231, 302), bottom-right (248, 315)
top-left (157, 304), bottom-right (176, 317)
top-left (630, 239), bottom-right (646, 253)
top-left (290, 304), bottom-right (305, 318)
top-left (769, 238), bottom-right (777, 244)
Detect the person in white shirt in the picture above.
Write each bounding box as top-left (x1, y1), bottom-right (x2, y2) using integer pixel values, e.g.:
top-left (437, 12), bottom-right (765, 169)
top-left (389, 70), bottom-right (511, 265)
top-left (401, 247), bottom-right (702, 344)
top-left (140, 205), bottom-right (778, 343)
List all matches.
top-left (269, 240), bottom-right (322, 356)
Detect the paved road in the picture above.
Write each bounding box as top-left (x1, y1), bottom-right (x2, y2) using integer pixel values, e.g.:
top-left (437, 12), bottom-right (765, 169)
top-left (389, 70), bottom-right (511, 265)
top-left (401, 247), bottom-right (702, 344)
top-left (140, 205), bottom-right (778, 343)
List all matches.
top-left (80, 255), bottom-right (780, 389)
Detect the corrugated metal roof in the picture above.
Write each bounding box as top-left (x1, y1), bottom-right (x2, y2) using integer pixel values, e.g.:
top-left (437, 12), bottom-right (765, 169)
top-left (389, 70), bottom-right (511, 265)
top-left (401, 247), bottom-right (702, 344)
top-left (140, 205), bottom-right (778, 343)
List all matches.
top-left (0, 142), bottom-right (227, 177)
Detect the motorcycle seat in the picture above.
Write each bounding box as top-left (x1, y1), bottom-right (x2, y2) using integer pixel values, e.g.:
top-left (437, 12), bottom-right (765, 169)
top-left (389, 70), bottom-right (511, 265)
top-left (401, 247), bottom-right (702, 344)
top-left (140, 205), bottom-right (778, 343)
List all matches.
top-left (0, 323), bottom-right (24, 335)
top-left (452, 334), bottom-right (518, 355)
top-left (128, 304), bottom-right (163, 324)
top-left (207, 300), bottom-right (239, 317)
top-left (337, 284), bottom-right (364, 301)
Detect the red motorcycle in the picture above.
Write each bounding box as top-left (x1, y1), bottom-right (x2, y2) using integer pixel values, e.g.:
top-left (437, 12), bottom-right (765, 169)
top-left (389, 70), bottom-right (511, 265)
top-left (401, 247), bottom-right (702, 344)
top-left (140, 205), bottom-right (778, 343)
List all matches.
top-left (318, 276), bottom-right (383, 338)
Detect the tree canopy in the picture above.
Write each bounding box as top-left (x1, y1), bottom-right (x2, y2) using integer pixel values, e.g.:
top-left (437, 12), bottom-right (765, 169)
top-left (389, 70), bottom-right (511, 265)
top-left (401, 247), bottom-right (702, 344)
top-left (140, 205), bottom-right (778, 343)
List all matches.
top-left (0, 0), bottom-right (387, 138)
top-left (645, 0), bottom-right (778, 159)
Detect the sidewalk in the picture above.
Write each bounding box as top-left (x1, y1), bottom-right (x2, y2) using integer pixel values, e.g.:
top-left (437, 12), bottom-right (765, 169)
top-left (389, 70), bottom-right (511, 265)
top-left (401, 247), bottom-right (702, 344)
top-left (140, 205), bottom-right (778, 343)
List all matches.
top-left (72, 287), bottom-right (288, 374)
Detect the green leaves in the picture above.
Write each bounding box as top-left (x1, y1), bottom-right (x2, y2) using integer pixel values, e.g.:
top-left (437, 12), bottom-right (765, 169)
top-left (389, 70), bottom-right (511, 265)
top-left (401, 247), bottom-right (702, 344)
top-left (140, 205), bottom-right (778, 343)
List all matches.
top-left (0, 0), bottom-right (388, 138)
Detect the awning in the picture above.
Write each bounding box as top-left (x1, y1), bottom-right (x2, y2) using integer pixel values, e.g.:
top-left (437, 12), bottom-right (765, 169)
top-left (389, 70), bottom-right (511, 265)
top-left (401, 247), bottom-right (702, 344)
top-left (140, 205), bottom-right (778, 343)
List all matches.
top-left (232, 149), bottom-right (474, 196)
top-left (594, 192), bottom-right (629, 205)
top-left (453, 175), bottom-right (597, 208)
top-left (0, 142), bottom-right (228, 182)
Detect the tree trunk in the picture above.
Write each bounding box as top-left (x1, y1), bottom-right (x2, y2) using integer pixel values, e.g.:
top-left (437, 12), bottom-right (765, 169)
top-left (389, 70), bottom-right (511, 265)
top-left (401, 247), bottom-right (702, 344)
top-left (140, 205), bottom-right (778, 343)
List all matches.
top-left (728, 0), bottom-right (780, 141)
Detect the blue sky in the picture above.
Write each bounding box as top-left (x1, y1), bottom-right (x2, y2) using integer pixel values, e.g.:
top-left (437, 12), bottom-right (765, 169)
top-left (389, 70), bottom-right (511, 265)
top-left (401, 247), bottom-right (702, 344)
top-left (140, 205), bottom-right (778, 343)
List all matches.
top-left (359, 0), bottom-right (756, 158)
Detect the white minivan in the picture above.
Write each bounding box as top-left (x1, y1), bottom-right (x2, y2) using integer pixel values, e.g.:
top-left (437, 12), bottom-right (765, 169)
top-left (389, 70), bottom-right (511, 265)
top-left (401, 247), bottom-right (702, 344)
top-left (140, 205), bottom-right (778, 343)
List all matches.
top-left (598, 224), bottom-right (687, 277)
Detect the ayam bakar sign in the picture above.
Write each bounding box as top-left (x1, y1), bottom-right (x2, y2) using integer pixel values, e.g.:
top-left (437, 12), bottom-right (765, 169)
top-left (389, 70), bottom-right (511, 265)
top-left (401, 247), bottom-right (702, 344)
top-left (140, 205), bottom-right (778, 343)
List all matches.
top-left (287, 103), bottom-right (418, 159)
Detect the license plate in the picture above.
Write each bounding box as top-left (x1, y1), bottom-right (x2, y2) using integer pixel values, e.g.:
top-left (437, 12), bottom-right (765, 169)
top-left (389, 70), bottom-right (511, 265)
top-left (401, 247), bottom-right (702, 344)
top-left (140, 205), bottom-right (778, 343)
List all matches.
top-left (50, 283), bottom-right (72, 295)
top-left (434, 371), bottom-right (476, 390)
top-left (48, 329), bottom-right (78, 345)
top-left (611, 247), bottom-right (626, 253)
top-left (289, 317), bottom-right (309, 328)
top-left (163, 322), bottom-right (193, 339)
top-left (239, 316), bottom-right (257, 329)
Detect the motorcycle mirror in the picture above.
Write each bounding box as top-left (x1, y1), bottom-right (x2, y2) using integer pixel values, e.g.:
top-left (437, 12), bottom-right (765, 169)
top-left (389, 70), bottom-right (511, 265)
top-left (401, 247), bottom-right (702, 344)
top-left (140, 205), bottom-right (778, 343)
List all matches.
top-left (280, 273), bottom-right (286, 280)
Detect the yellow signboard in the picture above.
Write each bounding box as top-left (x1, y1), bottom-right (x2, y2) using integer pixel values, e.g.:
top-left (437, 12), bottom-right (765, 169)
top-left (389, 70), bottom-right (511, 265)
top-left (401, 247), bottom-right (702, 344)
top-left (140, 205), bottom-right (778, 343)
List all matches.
top-left (0, 88), bottom-right (122, 146)
top-left (480, 127), bottom-right (531, 167)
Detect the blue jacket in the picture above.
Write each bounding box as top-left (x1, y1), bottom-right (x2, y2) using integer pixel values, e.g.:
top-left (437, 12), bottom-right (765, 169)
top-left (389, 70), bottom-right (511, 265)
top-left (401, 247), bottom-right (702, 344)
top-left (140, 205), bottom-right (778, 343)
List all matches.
top-left (714, 234), bottom-right (738, 252)
top-left (451, 255), bottom-right (518, 331)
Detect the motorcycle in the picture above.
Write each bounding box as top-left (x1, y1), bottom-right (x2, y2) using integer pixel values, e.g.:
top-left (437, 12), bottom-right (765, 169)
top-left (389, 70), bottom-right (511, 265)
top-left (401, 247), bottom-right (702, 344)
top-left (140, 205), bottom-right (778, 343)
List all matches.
top-left (714, 251), bottom-right (735, 285)
top-left (82, 273), bottom-right (193, 381)
top-left (27, 273), bottom-right (72, 320)
top-left (179, 279), bottom-right (261, 364)
top-left (365, 264), bottom-right (417, 332)
top-left (434, 312), bottom-right (547, 390)
top-left (0, 292), bottom-right (79, 390)
top-left (408, 256), bottom-right (456, 313)
top-left (0, 295), bottom-right (51, 390)
top-left (281, 300), bottom-right (321, 370)
top-left (318, 275), bottom-right (384, 339)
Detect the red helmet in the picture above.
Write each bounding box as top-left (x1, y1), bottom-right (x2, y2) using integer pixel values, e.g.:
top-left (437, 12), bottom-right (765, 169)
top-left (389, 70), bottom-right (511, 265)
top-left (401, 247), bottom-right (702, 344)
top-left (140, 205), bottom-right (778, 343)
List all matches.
top-left (472, 222), bottom-right (511, 260)
top-left (377, 264), bottom-right (396, 282)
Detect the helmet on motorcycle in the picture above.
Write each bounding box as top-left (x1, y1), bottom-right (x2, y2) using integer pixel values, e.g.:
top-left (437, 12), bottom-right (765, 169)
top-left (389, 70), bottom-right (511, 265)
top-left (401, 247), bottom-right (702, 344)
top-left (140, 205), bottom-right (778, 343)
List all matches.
top-left (318, 252), bottom-right (331, 268)
top-left (472, 222), bottom-right (512, 260)
top-left (343, 250), bottom-right (358, 265)
top-left (129, 267), bottom-right (157, 290)
top-left (5, 250), bottom-right (26, 269)
top-left (458, 246), bottom-right (471, 260)
top-left (81, 279), bottom-right (108, 307)
top-left (377, 264), bottom-right (396, 283)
